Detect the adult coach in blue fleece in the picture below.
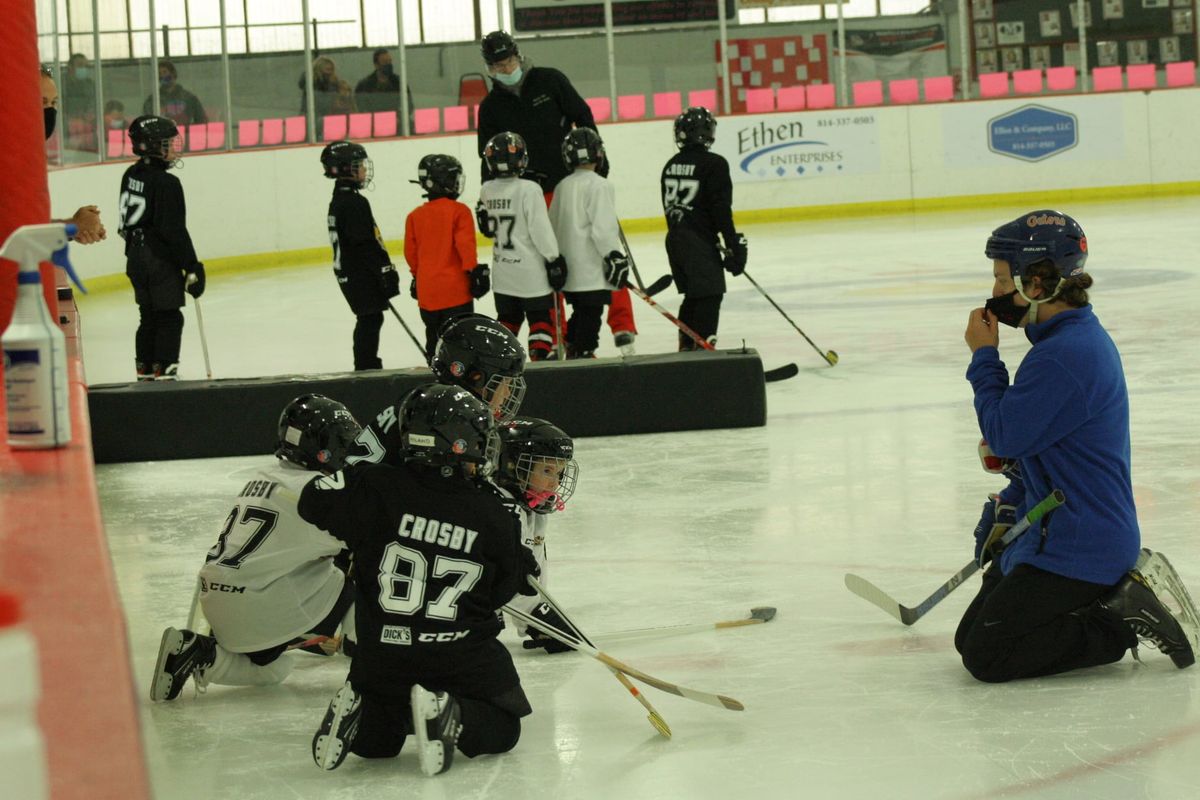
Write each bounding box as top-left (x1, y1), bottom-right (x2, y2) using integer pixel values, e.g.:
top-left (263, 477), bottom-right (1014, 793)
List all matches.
top-left (956, 210), bottom-right (1197, 682)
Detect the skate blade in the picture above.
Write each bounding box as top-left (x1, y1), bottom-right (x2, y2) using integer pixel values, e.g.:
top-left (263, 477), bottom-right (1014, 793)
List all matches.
top-left (1138, 551), bottom-right (1200, 652)
top-left (149, 627), bottom-right (185, 702)
top-left (313, 686), bottom-right (359, 770)
top-left (411, 686), bottom-right (447, 777)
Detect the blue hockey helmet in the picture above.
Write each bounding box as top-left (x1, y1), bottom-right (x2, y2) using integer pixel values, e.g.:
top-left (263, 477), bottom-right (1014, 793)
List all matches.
top-left (984, 210), bottom-right (1088, 281)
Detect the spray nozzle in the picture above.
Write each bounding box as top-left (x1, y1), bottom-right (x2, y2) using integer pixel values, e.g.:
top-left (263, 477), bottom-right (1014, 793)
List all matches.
top-left (0, 222), bottom-right (88, 295)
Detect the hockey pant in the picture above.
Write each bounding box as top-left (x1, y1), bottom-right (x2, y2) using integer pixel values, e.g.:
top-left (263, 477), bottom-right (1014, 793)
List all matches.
top-left (495, 293), bottom-right (555, 360)
top-left (955, 563), bottom-right (1135, 683)
top-left (349, 639), bottom-right (532, 759)
top-left (562, 290), bottom-right (610, 356)
top-left (353, 312), bottom-right (384, 370)
top-left (126, 244), bottom-right (186, 370)
top-left (419, 301), bottom-right (474, 361)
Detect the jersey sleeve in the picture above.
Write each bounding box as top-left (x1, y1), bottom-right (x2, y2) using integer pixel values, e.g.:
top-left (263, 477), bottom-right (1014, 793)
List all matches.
top-left (404, 211), bottom-right (418, 275)
top-left (153, 175), bottom-right (201, 269)
top-left (523, 183), bottom-right (560, 261)
top-left (454, 203), bottom-right (479, 271)
top-left (343, 402), bottom-right (404, 467)
top-left (708, 156), bottom-right (737, 242)
top-left (338, 194), bottom-right (390, 268)
top-left (586, 179), bottom-right (622, 256)
top-left (550, 69), bottom-right (595, 132)
top-left (297, 467), bottom-right (378, 547)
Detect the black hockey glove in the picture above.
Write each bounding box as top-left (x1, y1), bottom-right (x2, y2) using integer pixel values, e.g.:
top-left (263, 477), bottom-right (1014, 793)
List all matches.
top-left (475, 200), bottom-right (495, 238)
top-left (722, 232), bottom-right (748, 277)
top-left (469, 264), bottom-right (491, 299)
top-left (409, 278), bottom-right (418, 300)
top-left (545, 255), bottom-right (568, 291)
top-left (515, 547), bottom-right (541, 597)
top-left (521, 602), bottom-right (579, 655)
top-left (185, 264), bottom-right (206, 298)
top-left (379, 263), bottom-right (401, 299)
top-left (603, 250), bottom-right (630, 289)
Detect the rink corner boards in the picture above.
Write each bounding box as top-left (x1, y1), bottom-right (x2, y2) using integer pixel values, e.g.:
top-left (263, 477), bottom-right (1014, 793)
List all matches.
top-left (87, 349), bottom-right (769, 463)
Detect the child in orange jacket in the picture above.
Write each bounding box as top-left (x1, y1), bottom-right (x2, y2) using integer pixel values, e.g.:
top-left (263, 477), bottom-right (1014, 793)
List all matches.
top-left (405, 154), bottom-right (490, 358)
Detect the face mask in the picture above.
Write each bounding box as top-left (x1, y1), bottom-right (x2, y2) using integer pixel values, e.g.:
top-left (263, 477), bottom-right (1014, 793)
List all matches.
top-left (494, 67), bottom-right (522, 86)
top-left (75, 67), bottom-right (91, 80)
top-left (984, 290), bottom-right (1027, 328)
top-left (44, 107), bottom-right (57, 139)
top-left (160, 75), bottom-right (174, 88)
top-left (109, 118), bottom-right (126, 130)
top-left (380, 63), bottom-right (394, 77)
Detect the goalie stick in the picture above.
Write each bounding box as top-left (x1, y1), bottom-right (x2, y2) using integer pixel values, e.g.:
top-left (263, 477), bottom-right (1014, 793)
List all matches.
top-left (504, 597), bottom-right (744, 712)
top-left (845, 490), bottom-right (1066, 625)
top-left (595, 606), bottom-right (776, 643)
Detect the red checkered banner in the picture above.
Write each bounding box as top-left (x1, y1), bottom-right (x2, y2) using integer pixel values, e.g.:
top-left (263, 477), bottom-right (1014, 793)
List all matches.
top-left (719, 34), bottom-right (830, 113)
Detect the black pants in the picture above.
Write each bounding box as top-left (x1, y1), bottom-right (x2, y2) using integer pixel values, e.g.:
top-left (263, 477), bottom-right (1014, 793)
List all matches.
top-left (420, 302), bottom-right (474, 362)
top-left (955, 563), bottom-right (1135, 683)
top-left (563, 290), bottom-right (610, 356)
top-left (127, 245), bottom-right (186, 370)
top-left (495, 293), bottom-right (554, 360)
top-left (353, 312), bottom-right (384, 371)
top-left (134, 306), bottom-right (185, 368)
top-left (678, 295), bottom-right (722, 350)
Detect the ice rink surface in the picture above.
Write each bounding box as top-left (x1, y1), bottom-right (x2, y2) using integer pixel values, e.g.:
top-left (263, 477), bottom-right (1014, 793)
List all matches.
top-left (88, 198), bottom-right (1200, 799)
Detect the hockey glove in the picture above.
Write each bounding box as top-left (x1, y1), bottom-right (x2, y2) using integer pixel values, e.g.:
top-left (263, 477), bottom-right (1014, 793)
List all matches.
top-left (185, 264), bottom-right (206, 298)
top-left (722, 233), bottom-right (748, 276)
top-left (409, 278), bottom-right (418, 301)
top-left (379, 263), bottom-right (401, 299)
top-left (469, 264), bottom-right (491, 299)
top-left (978, 439), bottom-right (1022, 481)
top-left (973, 495), bottom-right (1018, 568)
top-left (521, 602), bottom-right (580, 655)
top-left (475, 200), bottom-right (495, 238)
top-left (515, 547), bottom-right (541, 597)
top-left (603, 250), bottom-right (630, 289)
top-left (545, 255), bottom-right (568, 291)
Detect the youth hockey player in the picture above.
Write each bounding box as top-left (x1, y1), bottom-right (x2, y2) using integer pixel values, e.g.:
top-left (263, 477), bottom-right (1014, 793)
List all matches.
top-left (346, 313), bottom-right (527, 467)
top-left (118, 114), bottom-right (205, 381)
top-left (957, 210), bottom-right (1200, 682)
top-left (405, 154), bottom-right (491, 358)
top-left (321, 140), bottom-right (401, 371)
top-left (548, 128), bottom-right (628, 359)
top-left (301, 384), bottom-right (539, 776)
top-left (478, 131), bottom-right (566, 361)
top-left (149, 395), bottom-right (363, 702)
top-left (660, 106), bottom-right (747, 350)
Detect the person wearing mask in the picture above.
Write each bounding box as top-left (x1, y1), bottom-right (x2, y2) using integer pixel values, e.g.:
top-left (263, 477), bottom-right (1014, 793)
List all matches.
top-left (40, 68), bottom-right (105, 243)
top-left (302, 56), bottom-right (356, 120)
top-left (354, 48), bottom-right (414, 117)
top-left (143, 60), bottom-right (207, 126)
top-left (62, 53), bottom-right (97, 151)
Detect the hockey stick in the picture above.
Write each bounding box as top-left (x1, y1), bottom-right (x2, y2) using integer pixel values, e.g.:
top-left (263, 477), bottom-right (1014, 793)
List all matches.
top-left (845, 489), bottom-right (1066, 625)
top-left (527, 578), bottom-right (671, 738)
top-left (644, 274), bottom-right (673, 297)
top-left (741, 271), bottom-right (838, 367)
top-left (554, 291), bottom-right (567, 361)
top-left (503, 601), bottom-right (743, 712)
top-left (188, 287), bottom-right (213, 379)
top-left (386, 300), bottom-right (428, 362)
top-left (616, 225), bottom-right (647, 291)
top-left (595, 606), bottom-right (777, 643)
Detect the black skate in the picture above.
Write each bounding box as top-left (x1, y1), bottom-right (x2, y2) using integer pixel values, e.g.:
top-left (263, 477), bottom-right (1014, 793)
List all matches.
top-left (150, 627), bottom-right (216, 702)
top-left (312, 681), bottom-right (362, 771)
top-left (1101, 549), bottom-right (1197, 669)
top-left (411, 684), bottom-right (462, 777)
top-left (614, 331), bottom-right (636, 356)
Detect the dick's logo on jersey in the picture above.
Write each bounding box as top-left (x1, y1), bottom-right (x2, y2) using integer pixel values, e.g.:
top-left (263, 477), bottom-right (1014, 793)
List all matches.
top-left (381, 625), bottom-right (412, 645)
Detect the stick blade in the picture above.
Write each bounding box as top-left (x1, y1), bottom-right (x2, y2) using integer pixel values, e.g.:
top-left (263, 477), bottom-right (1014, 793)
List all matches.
top-left (750, 606), bottom-right (777, 623)
top-left (645, 274), bottom-right (673, 296)
top-left (718, 695), bottom-right (745, 711)
top-left (765, 363), bottom-right (799, 382)
top-left (844, 573), bottom-right (910, 625)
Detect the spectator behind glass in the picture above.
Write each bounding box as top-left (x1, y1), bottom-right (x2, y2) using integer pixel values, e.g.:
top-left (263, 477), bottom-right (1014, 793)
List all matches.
top-left (143, 59), bottom-right (207, 126)
top-left (63, 52), bottom-right (97, 151)
top-left (301, 56), bottom-right (356, 119)
top-left (104, 99), bottom-right (127, 132)
top-left (40, 68), bottom-right (106, 244)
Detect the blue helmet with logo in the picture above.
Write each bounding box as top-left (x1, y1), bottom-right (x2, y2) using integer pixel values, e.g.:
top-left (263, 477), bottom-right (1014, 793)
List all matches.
top-left (985, 210), bottom-right (1088, 281)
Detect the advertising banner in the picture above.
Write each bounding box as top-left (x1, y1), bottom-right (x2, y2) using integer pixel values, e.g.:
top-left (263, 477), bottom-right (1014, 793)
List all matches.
top-left (712, 111), bottom-right (881, 184)
top-left (838, 24), bottom-right (947, 83)
top-left (513, 0), bottom-right (735, 32)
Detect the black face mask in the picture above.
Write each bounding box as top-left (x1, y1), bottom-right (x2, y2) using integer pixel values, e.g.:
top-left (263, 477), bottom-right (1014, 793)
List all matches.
top-left (985, 290), bottom-right (1027, 328)
top-left (44, 107), bottom-right (57, 139)
top-left (380, 63), bottom-right (395, 77)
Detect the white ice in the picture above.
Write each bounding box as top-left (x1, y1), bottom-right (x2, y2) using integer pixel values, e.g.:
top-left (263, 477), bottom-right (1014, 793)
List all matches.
top-left (90, 198), bottom-right (1200, 799)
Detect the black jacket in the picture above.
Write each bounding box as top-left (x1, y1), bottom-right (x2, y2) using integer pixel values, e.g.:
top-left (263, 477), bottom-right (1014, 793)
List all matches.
top-left (328, 181), bottom-right (392, 315)
top-left (477, 65), bottom-right (595, 193)
top-left (118, 159), bottom-right (200, 269)
top-left (661, 145), bottom-right (736, 246)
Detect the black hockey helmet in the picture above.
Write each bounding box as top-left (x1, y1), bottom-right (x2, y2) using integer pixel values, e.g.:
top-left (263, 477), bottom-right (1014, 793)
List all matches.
top-left (414, 153), bottom-right (465, 198)
top-left (481, 30), bottom-right (519, 65)
top-left (484, 131), bottom-right (529, 177)
top-left (561, 127), bottom-right (605, 170)
top-left (398, 383), bottom-right (501, 477)
top-left (321, 139), bottom-right (372, 183)
top-left (674, 106), bottom-right (717, 150)
top-left (431, 313), bottom-right (526, 422)
top-left (496, 417), bottom-right (578, 514)
top-left (129, 114), bottom-right (179, 162)
top-left (275, 394), bottom-right (363, 472)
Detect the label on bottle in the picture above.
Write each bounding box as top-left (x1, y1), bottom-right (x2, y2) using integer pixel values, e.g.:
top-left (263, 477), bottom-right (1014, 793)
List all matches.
top-left (3, 349), bottom-right (47, 435)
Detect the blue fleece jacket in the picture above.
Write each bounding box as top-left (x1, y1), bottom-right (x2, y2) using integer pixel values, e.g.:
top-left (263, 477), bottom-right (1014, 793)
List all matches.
top-left (966, 305), bottom-right (1140, 585)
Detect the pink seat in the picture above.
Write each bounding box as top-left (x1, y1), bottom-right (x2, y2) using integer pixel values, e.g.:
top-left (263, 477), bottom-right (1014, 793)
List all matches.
top-left (852, 80), bottom-right (883, 107)
top-left (413, 108), bottom-right (440, 134)
top-left (106, 129), bottom-right (125, 158)
top-left (1046, 66), bottom-right (1077, 91)
top-left (617, 94), bottom-right (646, 120)
top-left (284, 116), bottom-right (306, 143)
top-left (585, 97), bottom-right (611, 122)
top-left (806, 83), bottom-right (835, 109)
top-left (348, 112), bottom-right (373, 138)
top-left (237, 120), bottom-right (260, 148)
top-left (322, 115), bottom-right (348, 141)
top-left (922, 75), bottom-right (954, 102)
top-left (186, 124), bottom-right (207, 151)
top-left (652, 91), bottom-right (682, 118)
top-left (443, 106), bottom-right (469, 132)
top-left (261, 119), bottom-right (284, 146)
top-left (1166, 61), bottom-right (1196, 88)
top-left (206, 122), bottom-right (225, 149)
top-left (1126, 64), bottom-right (1156, 90)
top-left (373, 111), bottom-right (397, 138)
top-left (978, 72), bottom-right (1010, 98)
top-left (744, 88), bottom-right (774, 112)
top-left (776, 85), bottom-right (805, 110)
top-left (1012, 69), bottom-right (1043, 94)
top-left (1092, 66), bottom-right (1123, 92)
top-left (888, 78), bottom-right (919, 105)
top-left (687, 89), bottom-right (717, 110)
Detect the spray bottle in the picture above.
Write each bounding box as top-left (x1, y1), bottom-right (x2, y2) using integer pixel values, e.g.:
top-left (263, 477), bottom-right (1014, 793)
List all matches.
top-left (1, 223), bottom-right (87, 449)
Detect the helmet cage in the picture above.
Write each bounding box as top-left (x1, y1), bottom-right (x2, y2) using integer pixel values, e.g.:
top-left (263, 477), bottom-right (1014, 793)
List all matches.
top-left (483, 373), bottom-right (526, 422)
top-left (515, 453), bottom-right (578, 513)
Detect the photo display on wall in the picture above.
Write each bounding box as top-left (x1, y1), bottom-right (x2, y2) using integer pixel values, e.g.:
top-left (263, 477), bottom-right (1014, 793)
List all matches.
top-left (968, 0), bottom-right (1199, 75)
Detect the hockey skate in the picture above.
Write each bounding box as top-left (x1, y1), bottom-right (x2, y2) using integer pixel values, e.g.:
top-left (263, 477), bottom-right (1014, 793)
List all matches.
top-left (154, 362), bottom-right (179, 381)
top-left (150, 627), bottom-right (216, 702)
top-left (312, 681), bottom-right (362, 771)
top-left (411, 684), bottom-right (462, 777)
top-left (614, 331), bottom-right (636, 357)
top-left (1100, 549), bottom-right (1198, 669)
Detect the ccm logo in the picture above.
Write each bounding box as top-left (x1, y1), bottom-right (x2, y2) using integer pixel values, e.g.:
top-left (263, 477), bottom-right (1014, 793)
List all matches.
top-left (418, 630), bottom-right (470, 643)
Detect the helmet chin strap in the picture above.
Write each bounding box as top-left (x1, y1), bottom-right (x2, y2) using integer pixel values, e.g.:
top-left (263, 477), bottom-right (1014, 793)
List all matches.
top-left (1015, 276), bottom-right (1063, 326)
